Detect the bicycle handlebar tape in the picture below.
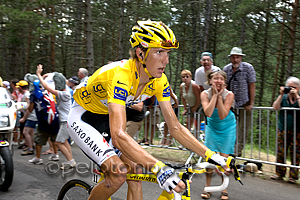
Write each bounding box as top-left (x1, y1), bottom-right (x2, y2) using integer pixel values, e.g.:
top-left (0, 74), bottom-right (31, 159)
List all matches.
top-left (151, 161), bottom-right (165, 175)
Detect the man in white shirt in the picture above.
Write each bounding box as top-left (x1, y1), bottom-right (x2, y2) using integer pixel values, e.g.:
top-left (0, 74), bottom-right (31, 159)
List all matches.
top-left (195, 52), bottom-right (221, 92)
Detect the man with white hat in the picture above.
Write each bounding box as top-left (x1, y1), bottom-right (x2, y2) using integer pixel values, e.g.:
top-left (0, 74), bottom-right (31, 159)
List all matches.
top-left (223, 47), bottom-right (256, 157)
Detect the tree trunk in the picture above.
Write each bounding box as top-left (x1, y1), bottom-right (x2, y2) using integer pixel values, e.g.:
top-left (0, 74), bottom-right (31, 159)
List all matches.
top-left (74, 0), bottom-right (83, 71)
top-left (258, 0), bottom-right (270, 106)
top-left (286, 0), bottom-right (299, 76)
top-left (191, 1), bottom-right (197, 73)
top-left (271, 5), bottom-right (286, 105)
top-left (84, 0), bottom-right (94, 73)
top-left (50, 6), bottom-right (56, 72)
top-left (25, 26), bottom-right (32, 74)
top-left (239, 17), bottom-right (246, 46)
top-left (203, 0), bottom-right (212, 51)
top-left (118, 0), bottom-right (124, 60)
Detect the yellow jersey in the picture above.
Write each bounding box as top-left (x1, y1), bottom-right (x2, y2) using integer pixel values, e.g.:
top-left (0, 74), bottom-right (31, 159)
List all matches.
top-left (73, 59), bottom-right (171, 114)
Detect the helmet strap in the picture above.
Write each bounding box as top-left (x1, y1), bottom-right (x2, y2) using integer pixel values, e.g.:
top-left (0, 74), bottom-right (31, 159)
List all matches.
top-left (143, 66), bottom-right (154, 80)
top-left (137, 47), bottom-right (154, 79)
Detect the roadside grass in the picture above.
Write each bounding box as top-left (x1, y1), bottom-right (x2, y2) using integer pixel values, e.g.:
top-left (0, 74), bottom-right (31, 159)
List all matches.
top-left (143, 143), bottom-right (278, 174)
top-left (141, 141), bottom-right (300, 184)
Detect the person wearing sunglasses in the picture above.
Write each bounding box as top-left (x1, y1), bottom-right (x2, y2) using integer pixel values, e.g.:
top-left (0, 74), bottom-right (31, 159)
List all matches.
top-left (180, 70), bottom-right (201, 135)
top-left (271, 76), bottom-right (300, 184)
top-left (68, 20), bottom-right (231, 200)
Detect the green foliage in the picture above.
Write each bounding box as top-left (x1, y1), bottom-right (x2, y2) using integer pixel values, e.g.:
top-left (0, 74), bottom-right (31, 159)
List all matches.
top-left (0, 0), bottom-right (300, 106)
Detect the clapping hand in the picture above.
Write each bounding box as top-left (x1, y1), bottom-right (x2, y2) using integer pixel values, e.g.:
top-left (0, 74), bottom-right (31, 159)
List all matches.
top-left (36, 64), bottom-right (43, 75)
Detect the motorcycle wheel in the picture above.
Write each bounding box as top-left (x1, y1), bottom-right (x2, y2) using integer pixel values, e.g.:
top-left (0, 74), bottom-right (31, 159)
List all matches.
top-left (0, 146), bottom-right (14, 191)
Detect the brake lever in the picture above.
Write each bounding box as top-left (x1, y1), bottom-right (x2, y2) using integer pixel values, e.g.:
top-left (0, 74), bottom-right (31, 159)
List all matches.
top-left (227, 156), bottom-right (243, 185)
top-left (209, 155), bottom-right (244, 185)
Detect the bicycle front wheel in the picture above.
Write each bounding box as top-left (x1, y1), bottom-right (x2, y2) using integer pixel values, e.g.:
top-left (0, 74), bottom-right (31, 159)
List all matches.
top-left (57, 179), bottom-right (93, 200)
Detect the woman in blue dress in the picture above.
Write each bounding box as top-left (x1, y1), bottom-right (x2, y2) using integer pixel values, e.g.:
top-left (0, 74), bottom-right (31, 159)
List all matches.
top-left (200, 70), bottom-right (236, 200)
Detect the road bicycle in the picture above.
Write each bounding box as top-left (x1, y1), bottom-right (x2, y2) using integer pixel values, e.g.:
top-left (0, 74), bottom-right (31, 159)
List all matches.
top-left (57, 156), bottom-right (242, 200)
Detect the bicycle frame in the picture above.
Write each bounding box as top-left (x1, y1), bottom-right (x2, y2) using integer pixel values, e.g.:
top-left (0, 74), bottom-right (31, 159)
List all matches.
top-left (92, 162), bottom-right (230, 200)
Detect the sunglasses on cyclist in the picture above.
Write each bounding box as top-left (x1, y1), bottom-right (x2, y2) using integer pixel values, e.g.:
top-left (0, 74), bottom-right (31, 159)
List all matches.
top-left (161, 40), bottom-right (179, 48)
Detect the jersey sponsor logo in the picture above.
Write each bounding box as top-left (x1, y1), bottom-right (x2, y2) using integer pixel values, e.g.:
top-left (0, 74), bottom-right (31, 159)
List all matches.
top-left (148, 83), bottom-right (154, 90)
top-left (114, 86), bottom-right (128, 101)
top-left (70, 122), bottom-right (103, 157)
top-left (163, 86), bottom-right (170, 97)
top-left (117, 80), bottom-right (127, 86)
top-left (80, 90), bottom-right (92, 104)
top-left (141, 41), bottom-right (149, 48)
top-left (143, 83), bottom-right (155, 95)
top-left (158, 169), bottom-right (173, 185)
top-left (93, 84), bottom-right (107, 98)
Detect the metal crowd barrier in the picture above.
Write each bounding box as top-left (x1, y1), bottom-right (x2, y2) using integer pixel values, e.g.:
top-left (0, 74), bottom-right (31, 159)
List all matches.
top-left (138, 105), bottom-right (300, 170)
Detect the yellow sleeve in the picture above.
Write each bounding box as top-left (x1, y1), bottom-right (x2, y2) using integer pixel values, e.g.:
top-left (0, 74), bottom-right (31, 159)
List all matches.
top-left (155, 74), bottom-right (171, 102)
top-left (107, 67), bottom-right (130, 106)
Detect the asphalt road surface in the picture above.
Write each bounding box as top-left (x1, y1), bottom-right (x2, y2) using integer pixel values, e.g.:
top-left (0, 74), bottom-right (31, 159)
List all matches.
top-left (1, 143), bottom-right (300, 200)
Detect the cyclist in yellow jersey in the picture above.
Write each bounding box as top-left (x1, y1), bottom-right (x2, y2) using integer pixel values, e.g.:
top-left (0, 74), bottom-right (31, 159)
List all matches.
top-left (68, 21), bottom-right (231, 200)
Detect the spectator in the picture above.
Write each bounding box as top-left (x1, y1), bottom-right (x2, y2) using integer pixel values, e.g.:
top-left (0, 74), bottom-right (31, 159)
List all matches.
top-left (126, 101), bottom-right (145, 140)
top-left (10, 78), bottom-right (23, 145)
top-left (180, 69), bottom-right (201, 132)
top-left (200, 69), bottom-right (236, 200)
top-left (195, 52), bottom-right (221, 92)
top-left (10, 78), bottom-right (22, 102)
top-left (16, 80), bottom-right (31, 149)
top-left (2, 80), bottom-right (10, 89)
top-left (78, 68), bottom-right (88, 83)
top-left (68, 76), bottom-right (79, 90)
top-left (2, 81), bottom-right (13, 99)
top-left (160, 87), bottom-right (179, 147)
top-left (67, 76), bottom-right (79, 104)
top-left (26, 78), bottom-right (60, 165)
top-left (223, 47), bottom-right (256, 157)
top-left (36, 65), bottom-right (76, 169)
top-left (19, 75), bottom-right (39, 156)
top-left (271, 76), bottom-right (300, 184)
top-left (142, 96), bottom-right (160, 145)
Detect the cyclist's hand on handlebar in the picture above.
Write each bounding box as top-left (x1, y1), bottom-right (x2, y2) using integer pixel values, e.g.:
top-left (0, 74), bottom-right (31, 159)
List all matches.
top-left (205, 149), bottom-right (232, 176)
top-left (151, 161), bottom-right (185, 193)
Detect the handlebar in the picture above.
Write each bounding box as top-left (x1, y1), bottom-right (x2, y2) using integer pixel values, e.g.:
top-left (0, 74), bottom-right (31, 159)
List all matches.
top-left (208, 155), bottom-right (243, 185)
top-left (174, 156), bottom-right (243, 193)
top-left (193, 162), bottom-right (229, 192)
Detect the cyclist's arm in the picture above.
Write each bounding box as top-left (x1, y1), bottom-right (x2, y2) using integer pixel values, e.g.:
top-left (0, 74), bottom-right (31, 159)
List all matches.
top-left (108, 102), bottom-right (186, 192)
top-left (159, 100), bottom-right (208, 157)
top-left (159, 100), bottom-right (231, 174)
